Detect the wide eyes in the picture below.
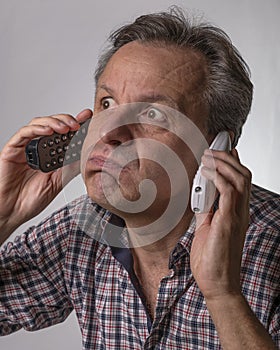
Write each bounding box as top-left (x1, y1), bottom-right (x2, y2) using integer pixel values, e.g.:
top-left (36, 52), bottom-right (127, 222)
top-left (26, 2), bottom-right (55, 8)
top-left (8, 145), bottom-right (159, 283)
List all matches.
top-left (138, 106), bottom-right (167, 124)
top-left (101, 97), bottom-right (116, 110)
top-left (99, 98), bottom-right (168, 126)
top-left (145, 107), bottom-right (166, 122)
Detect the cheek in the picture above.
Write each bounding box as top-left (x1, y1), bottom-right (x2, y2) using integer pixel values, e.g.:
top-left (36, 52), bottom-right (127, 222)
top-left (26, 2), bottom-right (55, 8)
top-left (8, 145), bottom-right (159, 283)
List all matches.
top-left (138, 159), bottom-right (171, 196)
top-left (139, 159), bottom-right (165, 179)
top-left (181, 151), bottom-right (198, 178)
top-left (143, 139), bottom-right (198, 197)
top-left (170, 137), bottom-right (200, 177)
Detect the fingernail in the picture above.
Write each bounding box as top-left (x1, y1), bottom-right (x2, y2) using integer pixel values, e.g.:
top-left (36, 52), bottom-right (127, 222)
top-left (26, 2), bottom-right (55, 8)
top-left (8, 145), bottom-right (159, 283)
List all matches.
top-left (204, 149), bottom-right (212, 155)
top-left (70, 119), bottom-right (79, 125)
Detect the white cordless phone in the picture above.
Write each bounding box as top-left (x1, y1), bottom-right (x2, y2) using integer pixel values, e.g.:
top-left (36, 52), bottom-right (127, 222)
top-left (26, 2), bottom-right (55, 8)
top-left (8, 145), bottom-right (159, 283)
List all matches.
top-left (191, 131), bottom-right (231, 213)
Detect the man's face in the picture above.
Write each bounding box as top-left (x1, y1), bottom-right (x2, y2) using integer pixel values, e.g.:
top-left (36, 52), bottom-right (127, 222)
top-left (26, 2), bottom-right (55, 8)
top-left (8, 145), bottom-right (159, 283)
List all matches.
top-left (81, 41), bottom-right (211, 224)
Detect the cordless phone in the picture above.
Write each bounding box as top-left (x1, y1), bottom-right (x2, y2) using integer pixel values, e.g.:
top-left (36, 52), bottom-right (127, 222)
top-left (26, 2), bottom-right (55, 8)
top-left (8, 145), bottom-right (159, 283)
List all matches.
top-left (25, 119), bottom-right (90, 172)
top-left (191, 131), bottom-right (231, 213)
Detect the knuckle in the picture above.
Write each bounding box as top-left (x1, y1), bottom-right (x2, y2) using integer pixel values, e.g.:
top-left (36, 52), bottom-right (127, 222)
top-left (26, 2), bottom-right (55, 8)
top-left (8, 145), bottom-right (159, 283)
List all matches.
top-left (242, 171), bottom-right (252, 188)
top-left (240, 165), bottom-right (252, 180)
top-left (234, 174), bottom-right (251, 196)
top-left (53, 113), bottom-right (71, 119)
top-left (238, 176), bottom-right (247, 188)
top-left (236, 176), bottom-right (248, 192)
top-left (246, 168), bottom-right (252, 181)
top-left (223, 183), bottom-right (235, 197)
top-left (29, 116), bottom-right (41, 124)
top-left (19, 125), bottom-right (30, 133)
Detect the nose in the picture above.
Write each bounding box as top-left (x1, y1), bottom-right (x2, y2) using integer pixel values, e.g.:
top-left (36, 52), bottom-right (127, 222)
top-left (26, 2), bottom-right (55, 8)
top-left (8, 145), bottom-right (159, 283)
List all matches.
top-left (99, 108), bottom-right (135, 147)
top-left (100, 124), bottom-right (134, 146)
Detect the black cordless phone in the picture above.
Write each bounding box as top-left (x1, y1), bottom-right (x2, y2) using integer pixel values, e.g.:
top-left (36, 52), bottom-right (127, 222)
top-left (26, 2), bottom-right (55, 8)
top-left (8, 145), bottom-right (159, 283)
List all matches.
top-left (25, 119), bottom-right (90, 172)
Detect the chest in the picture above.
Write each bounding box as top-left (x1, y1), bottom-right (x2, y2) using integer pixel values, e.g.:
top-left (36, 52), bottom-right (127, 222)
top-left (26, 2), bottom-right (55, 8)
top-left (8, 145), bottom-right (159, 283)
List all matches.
top-left (69, 244), bottom-right (224, 349)
top-left (136, 270), bottom-right (165, 319)
top-left (91, 259), bottom-right (220, 349)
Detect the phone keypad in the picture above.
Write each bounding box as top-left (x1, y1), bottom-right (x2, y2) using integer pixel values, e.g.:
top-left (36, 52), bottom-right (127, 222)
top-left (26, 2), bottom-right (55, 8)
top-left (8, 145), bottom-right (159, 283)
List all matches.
top-left (26, 119), bottom-right (90, 172)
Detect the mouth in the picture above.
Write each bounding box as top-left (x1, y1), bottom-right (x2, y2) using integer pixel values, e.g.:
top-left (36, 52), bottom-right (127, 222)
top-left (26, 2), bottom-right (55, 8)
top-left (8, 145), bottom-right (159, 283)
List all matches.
top-left (87, 155), bottom-right (125, 174)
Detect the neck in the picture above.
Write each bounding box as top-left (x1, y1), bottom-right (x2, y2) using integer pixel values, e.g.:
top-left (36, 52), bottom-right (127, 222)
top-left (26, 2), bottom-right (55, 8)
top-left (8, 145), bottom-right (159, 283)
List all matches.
top-left (128, 209), bottom-right (193, 269)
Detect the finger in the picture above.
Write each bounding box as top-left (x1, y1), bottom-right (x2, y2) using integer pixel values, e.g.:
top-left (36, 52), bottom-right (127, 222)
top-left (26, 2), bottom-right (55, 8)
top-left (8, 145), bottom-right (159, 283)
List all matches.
top-left (201, 166), bottom-right (250, 216)
top-left (5, 125), bottom-right (54, 149)
top-left (29, 114), bottom-right (80, 133)
top-left (29, 109), bottom-right (93, 134)
top-left (204, 149), bottom-right (248, 178)
top-left (75, 108), bottom-right (93, 123)
top-left (231, 148), bottom-right (240, 161)
top-left (201, 166), bottom-right (235, 215)
top-left (201, 154), bottom-right (251, 193)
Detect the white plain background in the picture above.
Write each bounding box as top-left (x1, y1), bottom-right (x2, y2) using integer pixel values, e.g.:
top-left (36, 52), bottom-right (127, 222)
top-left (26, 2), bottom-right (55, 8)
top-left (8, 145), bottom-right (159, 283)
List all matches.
top-left (0, 0), bottom-right (279, 349)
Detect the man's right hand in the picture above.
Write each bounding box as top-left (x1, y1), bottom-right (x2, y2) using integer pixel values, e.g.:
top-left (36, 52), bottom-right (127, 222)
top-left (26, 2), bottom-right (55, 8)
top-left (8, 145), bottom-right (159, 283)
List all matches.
top-left (0, 109), bottom-right (92, 243)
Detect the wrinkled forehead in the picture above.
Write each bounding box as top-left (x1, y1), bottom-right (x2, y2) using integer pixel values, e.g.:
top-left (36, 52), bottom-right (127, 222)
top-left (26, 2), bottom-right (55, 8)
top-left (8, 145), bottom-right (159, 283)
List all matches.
top-left (97, 41), bottom-right (208, 98)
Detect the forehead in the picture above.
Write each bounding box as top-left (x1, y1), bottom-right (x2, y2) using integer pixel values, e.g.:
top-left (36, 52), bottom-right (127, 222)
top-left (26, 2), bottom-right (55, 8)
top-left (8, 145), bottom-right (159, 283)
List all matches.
top-left (98, 41), bottom-right (208, 98)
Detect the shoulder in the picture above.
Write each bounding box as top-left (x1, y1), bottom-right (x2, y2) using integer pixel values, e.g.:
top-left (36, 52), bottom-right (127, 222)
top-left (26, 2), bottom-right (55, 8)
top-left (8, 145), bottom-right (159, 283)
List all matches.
top-left (249, 184), bottom-right (280, 232)
top-left (12, 195), bottom-right (111, 252)
top-left (38, 194), bottom-right (112, 240)
top-left (245, 184), bottom-right (280, 265)
top-left (242, 185), bottom-right (280, 319)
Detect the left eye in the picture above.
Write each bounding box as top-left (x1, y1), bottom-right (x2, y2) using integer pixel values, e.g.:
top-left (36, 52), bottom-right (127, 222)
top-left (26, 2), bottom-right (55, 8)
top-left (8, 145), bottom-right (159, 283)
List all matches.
top-left (141, 107), bottom-right (166, 122)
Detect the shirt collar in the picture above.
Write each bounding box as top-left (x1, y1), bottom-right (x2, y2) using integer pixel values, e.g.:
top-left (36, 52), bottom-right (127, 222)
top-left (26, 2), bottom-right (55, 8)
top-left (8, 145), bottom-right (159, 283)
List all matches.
top-left (168, 216), bottom-right (196, 268)
top-left (74, 197), bottom-right (204, 267)
top-left (101, 210), bottom-right (197, 270)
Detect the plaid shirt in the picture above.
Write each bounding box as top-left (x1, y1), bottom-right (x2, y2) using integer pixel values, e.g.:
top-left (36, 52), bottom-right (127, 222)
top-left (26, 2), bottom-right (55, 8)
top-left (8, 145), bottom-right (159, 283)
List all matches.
top-left (0, 184), bottom-right (279, 349)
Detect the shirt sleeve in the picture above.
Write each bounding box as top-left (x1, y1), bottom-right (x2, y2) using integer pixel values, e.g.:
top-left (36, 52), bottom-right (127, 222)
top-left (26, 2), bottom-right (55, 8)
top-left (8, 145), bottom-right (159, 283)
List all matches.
top-left (0, 206), bottom-right (74, 336)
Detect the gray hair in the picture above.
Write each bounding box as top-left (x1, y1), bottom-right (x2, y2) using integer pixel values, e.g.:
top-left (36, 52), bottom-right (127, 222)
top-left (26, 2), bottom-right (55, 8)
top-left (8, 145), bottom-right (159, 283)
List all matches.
top-left (95, 7), bottom-right (253, 147)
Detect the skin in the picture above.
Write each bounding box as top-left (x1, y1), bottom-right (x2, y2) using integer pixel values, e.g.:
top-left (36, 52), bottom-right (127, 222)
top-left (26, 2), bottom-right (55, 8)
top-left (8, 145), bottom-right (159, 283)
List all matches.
top-left (83, 42), bottom-right (211, 230)
top-left (0, 109), bottom-right (92, 242)
top-left (0, 41), bottom-right (277, 349)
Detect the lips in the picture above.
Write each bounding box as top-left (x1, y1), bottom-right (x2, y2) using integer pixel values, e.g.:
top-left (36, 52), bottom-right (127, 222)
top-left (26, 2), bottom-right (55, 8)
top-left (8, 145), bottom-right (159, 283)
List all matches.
top-left (87, 155), bottom-right (123, 173)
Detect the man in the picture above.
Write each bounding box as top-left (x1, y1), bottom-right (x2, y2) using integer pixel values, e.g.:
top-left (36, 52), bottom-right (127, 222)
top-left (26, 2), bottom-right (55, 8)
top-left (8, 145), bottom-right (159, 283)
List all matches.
top-left (0, 8), bottom-right (279, 349)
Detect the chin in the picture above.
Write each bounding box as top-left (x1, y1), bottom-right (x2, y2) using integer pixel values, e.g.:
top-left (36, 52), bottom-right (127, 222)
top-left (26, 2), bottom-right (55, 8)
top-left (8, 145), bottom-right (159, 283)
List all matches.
top-left (85, 174), bottom-right (140, 212)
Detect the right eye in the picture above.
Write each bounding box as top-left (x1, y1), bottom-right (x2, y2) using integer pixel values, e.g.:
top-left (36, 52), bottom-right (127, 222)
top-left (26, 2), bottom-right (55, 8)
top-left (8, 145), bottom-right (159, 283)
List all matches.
top-left (101, 97), bottom-right (116, 110)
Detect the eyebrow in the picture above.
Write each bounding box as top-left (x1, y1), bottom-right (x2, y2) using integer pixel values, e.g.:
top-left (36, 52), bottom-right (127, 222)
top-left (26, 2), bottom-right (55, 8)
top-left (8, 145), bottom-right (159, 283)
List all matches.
top-left (97, 83), bottom-right (181, 110)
